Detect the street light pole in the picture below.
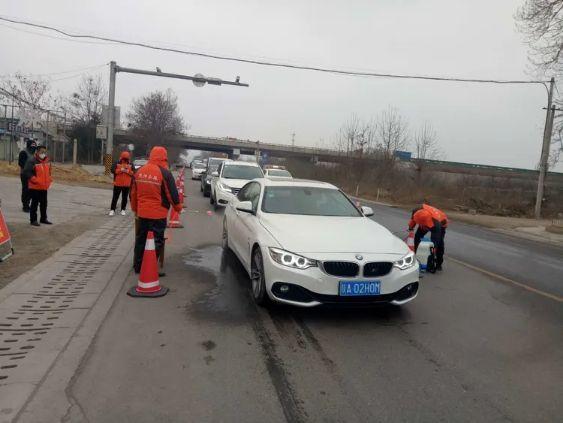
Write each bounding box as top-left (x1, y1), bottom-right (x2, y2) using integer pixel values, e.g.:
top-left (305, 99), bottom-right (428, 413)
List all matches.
top-left (104, 61), bottom-right (249, 174)
top-left (534, 77), bottom-right (555, 219)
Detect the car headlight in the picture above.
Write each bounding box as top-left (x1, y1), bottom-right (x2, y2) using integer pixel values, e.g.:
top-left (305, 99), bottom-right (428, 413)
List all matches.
top-left (268, 247), bottom-right (317, 270)
top-left (218, 182), bottom-right (232, 193)
top-left (393, 251), bottom-right (416, 270)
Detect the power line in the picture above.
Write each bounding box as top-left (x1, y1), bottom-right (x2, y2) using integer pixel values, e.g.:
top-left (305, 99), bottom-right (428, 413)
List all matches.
top-left (0, 15), bottom-right (551, 86)
top-left (0, 63), bottom-right (107, 79)
top-left (0, 86), bottom-right (64, 119)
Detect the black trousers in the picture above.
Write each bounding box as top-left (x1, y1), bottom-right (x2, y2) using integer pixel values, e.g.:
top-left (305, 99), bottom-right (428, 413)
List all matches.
top-left (133, 217), bottom-right (167, 272)
top-left (110, 186), bottom-right (130, 211)
top-left (29, 189), bottom-right (48, 223)
top-left (20, 174), bottom-right (30, 209)
top-left (414, 224), bottom-right (445, 267)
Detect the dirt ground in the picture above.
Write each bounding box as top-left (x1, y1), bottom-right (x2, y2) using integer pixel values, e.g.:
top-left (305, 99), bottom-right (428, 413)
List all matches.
top-left (0, 161), bottom-right (112, 189)
top-left (0, 213), bottom-right (107, 290)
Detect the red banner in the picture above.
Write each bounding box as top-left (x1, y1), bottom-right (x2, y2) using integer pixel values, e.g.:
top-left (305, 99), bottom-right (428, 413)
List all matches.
top-left (0, 208), bottom-right (11, 247)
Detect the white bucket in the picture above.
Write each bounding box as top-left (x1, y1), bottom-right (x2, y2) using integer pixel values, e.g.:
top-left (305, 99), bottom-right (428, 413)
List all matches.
top-left (416, 237), bottom-right (434, 271)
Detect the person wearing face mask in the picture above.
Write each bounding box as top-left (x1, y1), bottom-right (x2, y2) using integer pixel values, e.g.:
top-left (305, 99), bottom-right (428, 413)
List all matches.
top-left (109, 151), bottom-right (135, 216)
top-left (23, 145), bottom-right (53, 226)
top-left (18, 138), bottom-right (37, 212)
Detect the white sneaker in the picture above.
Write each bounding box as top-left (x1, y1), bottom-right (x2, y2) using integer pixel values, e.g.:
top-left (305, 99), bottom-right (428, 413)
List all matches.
top-left (120, 210), bottom-right (126, 216)
top-left (109, 210), bottom-right (115, 216)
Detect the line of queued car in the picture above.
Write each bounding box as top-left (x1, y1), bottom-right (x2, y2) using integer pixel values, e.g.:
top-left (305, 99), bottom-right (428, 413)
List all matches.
top-left (191, 158), bottom-right (419, 309)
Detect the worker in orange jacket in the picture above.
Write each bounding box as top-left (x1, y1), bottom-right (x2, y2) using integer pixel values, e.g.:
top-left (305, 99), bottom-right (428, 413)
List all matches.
top-left (109, 151), bottom-right (135, 216)
top-left (408, 203), bottom-right (447, 271)
top-left (130, 146), bottom-right (182, 274)
top-left (23, 145), bottom-right (53, 226)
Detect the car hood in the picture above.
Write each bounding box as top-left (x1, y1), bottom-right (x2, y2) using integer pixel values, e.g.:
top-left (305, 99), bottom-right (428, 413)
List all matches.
top-left (259, 214), bottom-right (408, 255)
top-left (221, 179), bottom-right (252, 189)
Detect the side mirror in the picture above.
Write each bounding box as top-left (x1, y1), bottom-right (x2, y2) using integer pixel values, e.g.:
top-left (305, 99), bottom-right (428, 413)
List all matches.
top-left (212, 171), bottom-right (219, 177)
top-left (236, 200), bottom-right (254, 214)
top-left (361, 206), bottom-right (374, 217)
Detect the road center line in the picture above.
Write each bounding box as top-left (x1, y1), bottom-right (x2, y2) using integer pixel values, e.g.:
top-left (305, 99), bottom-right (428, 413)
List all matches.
top-left (448, 257), bottom-right (562, 303)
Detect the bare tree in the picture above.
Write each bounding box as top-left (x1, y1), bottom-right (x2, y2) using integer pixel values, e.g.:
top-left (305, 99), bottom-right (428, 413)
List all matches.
top-left (375, 106), bottom-right (409, 161)
top-left (68, 75), bottom-right (106, 125)
top-left (127, 89), bottom-right (186, 147)
top-left (516, 0), bottom-right (563, 76)
top-left (413, 122), bottom-right (442, 160)
top-left (1, 72), bottom-right (52, 110)
top-left (64, 75), bottom-right (107, 163)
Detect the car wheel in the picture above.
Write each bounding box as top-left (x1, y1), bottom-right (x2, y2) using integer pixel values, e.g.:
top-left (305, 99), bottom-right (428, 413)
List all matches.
top-left (222, 218), bottom-right (230, 250)
top-left (251, 247), bottom-right (269, 306)
top-left (200, 184), bottom-right (203, 192)
top-left (210, 192), bottom-right (215, 204)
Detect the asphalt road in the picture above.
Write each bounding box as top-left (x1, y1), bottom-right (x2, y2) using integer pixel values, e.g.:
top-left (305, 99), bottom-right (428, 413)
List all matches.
top-left (360, 200), bottom-right (563, 299)
top-left (64, 175), bottom-right (562, 423)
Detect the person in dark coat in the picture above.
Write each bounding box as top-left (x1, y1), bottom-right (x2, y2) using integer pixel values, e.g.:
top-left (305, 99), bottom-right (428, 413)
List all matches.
top-left (18, 138), bottom-right (37, 212)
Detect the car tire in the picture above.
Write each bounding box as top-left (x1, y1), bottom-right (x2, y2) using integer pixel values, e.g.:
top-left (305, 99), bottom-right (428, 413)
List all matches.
top-left (222, 218), bottom-right (230, 250)
top-left (210, 192), bottom-right (215, 204)
top-left (251, 247), bottom-right (270, 307)
top-left (200, 184), bottom-right (203, 192)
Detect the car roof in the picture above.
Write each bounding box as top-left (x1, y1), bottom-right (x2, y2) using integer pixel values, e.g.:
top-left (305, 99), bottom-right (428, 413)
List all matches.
top-left (256, 178), bottom-right (338, 189)
top-left (223, 160), bottom-right (261, 167)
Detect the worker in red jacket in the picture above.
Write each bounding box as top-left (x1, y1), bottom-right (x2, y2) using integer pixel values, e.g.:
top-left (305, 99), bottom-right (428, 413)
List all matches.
top-left (130, 146), bottom-right (182, 273)
top-left (23, 145), bottom-right (53, 226)
top-left (408, 204), bottom-right (447, 271)
top-left (109, 151), bottom-right (135, 216)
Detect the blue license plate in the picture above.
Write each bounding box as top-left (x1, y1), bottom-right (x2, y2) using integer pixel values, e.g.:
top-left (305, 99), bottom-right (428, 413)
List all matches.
top-left (339, 280), bottom-right (380, 296)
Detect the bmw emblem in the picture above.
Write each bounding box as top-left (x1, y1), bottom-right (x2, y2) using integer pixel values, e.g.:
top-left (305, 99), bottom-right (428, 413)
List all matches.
top-left (355, 254), bottom-right (363, 261)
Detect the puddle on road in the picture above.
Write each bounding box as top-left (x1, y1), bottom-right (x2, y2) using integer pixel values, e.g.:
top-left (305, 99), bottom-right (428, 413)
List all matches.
top-left (183, 245), bottom-right (252, 326)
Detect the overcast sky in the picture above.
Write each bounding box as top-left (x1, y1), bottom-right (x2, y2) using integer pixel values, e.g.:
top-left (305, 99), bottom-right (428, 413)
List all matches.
top-left (1, 0), bottom-right (560, 171)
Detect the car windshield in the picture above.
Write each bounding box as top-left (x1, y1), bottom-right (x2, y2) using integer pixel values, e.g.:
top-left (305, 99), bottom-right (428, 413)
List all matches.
top-left (223, 165), bottom-right (263, 180)
top-left (208, 159), bottom-right (224, 172)
top-left (268, 169), bottom-right (291, 177)
top-left (262, 186), bottom-right (361, 217)
top-left (194, 163), bottom-right (206, 169)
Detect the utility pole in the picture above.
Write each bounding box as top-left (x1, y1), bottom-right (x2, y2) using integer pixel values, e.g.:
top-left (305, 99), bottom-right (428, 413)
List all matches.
top-left (291, 132), bottom-right (295, 150)
top-left (534, 77), bottom-right (555, 219)
top-left (105, 61), bottom-right (117, 174)
top-left (9, 98), bottom-right (14, 164)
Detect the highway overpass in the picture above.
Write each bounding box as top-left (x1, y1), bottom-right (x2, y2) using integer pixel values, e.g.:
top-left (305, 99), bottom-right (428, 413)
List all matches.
top-left (113, 129), bottom-right (563, 183)
top-left (114, 129), bottom-right (340, 162)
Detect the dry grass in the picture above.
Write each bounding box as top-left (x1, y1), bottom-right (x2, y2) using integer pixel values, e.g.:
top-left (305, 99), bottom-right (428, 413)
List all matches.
top-left (0, 161), bottom-right (112, 186)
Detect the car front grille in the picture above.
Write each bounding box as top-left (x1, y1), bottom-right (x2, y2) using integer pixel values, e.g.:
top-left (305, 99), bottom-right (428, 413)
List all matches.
top-left (322, 261), bottom-right (359, 277)
top-left (363, 262), bottom-right (393, 277)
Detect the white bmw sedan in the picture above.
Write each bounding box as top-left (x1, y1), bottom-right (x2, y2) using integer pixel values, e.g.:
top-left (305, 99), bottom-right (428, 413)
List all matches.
top-left (223, 178), bottom-right (419, 307)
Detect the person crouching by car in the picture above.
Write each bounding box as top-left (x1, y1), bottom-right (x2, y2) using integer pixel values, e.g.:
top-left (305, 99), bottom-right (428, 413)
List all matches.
top-left (408, 207), bottom-right (444, 271)
top-left (109, 151), bottom-right (135, 216)
top-left (129, 146), bottom-right (182, 274)
top-left (23, 145), bottom-right (52, 227)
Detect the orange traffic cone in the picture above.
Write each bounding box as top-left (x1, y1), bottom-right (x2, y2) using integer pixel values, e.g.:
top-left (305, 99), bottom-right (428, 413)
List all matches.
top-left (127, 231), bottom-right (168, 297)
top-left (167, 207), bottom-right (184, 228)
top-left (406, 230), bottom-right (415, 252)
